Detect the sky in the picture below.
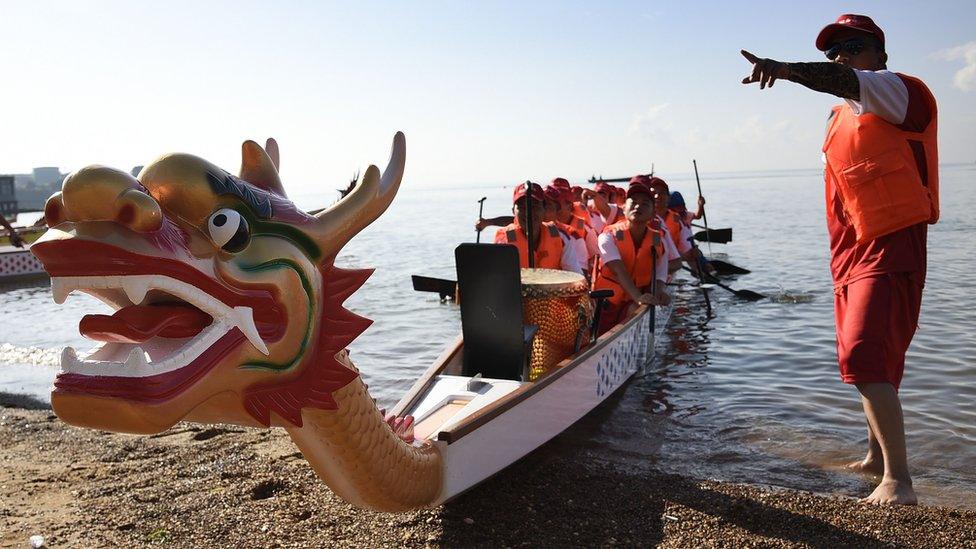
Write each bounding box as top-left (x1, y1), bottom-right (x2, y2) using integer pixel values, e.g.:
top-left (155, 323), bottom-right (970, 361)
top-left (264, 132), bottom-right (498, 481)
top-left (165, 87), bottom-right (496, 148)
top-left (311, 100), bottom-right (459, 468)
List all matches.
top-left (1, 1), bottom-right (974, 192)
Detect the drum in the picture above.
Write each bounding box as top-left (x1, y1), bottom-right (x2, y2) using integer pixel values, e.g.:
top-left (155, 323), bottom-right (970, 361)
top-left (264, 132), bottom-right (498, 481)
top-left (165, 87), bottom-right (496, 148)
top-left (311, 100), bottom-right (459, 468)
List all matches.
top-left (520, 268), bottom-right (591, 381)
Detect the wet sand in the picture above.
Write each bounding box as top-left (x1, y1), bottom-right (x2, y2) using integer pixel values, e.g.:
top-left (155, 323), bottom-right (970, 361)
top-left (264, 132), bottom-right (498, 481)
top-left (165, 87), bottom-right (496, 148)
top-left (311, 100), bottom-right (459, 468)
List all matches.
top-left (1, 396), bottom-right (973, 548)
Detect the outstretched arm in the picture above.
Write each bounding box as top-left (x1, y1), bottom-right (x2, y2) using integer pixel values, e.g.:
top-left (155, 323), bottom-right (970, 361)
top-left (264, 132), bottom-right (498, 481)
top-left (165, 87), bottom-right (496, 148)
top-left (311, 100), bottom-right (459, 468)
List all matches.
top-left (740, 50), bottom-right (860, 100)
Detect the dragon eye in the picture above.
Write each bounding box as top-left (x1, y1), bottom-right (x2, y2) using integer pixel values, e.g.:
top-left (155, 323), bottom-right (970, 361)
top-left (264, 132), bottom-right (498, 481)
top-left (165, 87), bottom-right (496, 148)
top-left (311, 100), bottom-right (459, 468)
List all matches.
top-left (207, 208), bottom-right (250, 252)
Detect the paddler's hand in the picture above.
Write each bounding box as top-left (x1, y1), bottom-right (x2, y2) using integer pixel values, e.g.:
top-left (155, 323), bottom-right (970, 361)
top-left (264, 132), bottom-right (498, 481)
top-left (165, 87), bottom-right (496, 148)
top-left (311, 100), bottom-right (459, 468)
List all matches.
top-left (9, 231), bottom-right (24, 248)
top-left (655, 286), bottom-right (671, 306)
top-left (475, 218), bottom-right (489, 232)
top-left (741, 50), bottom-right (789, 89)
top-left (697, 195), bottom-right (706, 207)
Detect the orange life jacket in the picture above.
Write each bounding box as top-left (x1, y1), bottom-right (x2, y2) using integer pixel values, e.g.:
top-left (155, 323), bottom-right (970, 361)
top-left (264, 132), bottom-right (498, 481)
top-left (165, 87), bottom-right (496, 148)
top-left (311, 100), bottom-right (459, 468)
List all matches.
top-left (495, 222), bottom-right (564, 269)
top-left (663, 210), bottom-right (688, 251)
top-left (822, 74), bottom-right (939, 243)
top-left (556, 215), bottom-right (588, 240)
top-left (591, 220), bottom-right (664, 310)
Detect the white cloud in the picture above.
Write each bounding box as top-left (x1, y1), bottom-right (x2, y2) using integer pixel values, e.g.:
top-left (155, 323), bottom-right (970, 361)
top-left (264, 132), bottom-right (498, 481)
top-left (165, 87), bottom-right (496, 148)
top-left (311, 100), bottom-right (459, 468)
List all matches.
top-left (933, 41), bottom-right (976, 92)
top-left (630, 103), bottom-right (673, 143)
top-left (732, 116), bottom-right (792, 145)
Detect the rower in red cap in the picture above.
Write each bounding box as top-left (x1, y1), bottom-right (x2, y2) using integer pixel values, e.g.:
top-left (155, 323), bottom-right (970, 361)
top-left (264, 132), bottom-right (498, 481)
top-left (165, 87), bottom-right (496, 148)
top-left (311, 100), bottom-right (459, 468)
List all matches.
top-left (581, 180), bottom-right (625, 233)
top-left (494, 182), bottom-right (586, 275)
top-left (542, 184), bottom-right (598, 269)
top-left (591, 180), bottom-right (671, 334)
top-left (741, 14), bottom-right (939, 505)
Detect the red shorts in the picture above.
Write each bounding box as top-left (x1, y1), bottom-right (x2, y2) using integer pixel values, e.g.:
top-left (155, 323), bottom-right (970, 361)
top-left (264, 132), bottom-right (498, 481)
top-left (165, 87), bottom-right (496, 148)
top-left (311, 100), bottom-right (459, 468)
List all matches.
top-left (834, 273), bottom-right (923, 389)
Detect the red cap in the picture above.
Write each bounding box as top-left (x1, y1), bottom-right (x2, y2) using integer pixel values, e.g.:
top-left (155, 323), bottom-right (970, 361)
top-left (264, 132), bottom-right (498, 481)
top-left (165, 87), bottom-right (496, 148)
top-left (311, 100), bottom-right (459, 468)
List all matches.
top-left (626, 181), bottom-right (653, 200)
top-left (550, 177), bottom-right (571, 190)
top-left (513, 181), bottom-right (544, 203)
top-left (593, 181), bottom-right (614, 195)
top-left (647, 176), bottom-right (669, 193)
top-left (543, 185), bottom-right (562, 202)
top-left (816, 14), bottom-right (885, 51)
top-left (629, 174), bottom-right (650, 186)
top-left (570, 185), bottom-right (583, 195)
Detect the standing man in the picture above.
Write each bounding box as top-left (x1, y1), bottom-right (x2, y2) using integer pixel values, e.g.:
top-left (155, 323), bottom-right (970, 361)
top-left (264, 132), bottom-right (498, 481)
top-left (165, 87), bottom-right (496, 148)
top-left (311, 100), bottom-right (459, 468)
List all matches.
top-left (741, 14), bottom-right (939, 505)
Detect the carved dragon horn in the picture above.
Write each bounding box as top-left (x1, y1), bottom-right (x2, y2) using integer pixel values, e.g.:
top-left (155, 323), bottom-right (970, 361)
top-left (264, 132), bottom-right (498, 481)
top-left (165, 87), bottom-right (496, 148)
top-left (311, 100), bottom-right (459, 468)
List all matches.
top-left (311, 132), bottom-right (405, 259)
top-left (239, 140), bottom-right (287, 197)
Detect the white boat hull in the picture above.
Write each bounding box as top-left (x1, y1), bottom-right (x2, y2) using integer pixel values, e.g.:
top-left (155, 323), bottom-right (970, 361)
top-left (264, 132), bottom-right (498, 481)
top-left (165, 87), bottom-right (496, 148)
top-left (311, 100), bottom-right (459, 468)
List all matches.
top-left (433, 302), bottom-right (672, 503)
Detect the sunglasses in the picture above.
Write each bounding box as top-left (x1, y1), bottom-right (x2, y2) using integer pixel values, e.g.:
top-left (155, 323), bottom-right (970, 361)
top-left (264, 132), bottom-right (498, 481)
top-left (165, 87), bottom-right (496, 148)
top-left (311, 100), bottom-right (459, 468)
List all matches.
top-left (825, 38), bottom-right (871, 60)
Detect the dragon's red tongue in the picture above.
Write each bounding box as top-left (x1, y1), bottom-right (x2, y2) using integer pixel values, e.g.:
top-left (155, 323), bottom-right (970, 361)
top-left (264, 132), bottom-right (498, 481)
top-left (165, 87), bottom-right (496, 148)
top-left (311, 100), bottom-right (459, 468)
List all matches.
top-left (80, 304), bottom-right (212, 343)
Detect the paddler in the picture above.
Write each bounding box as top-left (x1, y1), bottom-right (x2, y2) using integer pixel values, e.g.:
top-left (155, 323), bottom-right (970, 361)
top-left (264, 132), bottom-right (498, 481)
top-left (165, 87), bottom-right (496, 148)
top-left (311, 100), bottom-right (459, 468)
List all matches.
top-left (552, 177), bottom-right (593, 228)
top-left (543, 185), bottom-right (597, 268)
top-left (742, 13), bottom-right (938, 505)
top-left (645, 176), bottom-right (685, 275)
top-left (665, 190), bottom-right (714, 276)
top-left (591, 180), bottom-right (671, 334)
top-left (580, 180), bottom-right (625, 233)
top-left (494, 182), bottom-right (586, 275)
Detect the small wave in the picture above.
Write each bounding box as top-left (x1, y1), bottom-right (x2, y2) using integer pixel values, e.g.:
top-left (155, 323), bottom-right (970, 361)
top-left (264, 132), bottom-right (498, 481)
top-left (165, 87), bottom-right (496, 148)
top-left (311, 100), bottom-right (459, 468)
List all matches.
top-left (767, 291), bottom-right (816, 304)
top-left (0, 343), bottom-right (61, 367)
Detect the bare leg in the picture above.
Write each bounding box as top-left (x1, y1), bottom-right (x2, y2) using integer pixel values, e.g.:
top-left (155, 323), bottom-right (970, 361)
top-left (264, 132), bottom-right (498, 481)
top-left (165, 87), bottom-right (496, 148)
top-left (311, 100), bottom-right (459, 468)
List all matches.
top-left (856, 382), bottom-right (917, 505)
top-left (845, 420), bottom-right (884, 476)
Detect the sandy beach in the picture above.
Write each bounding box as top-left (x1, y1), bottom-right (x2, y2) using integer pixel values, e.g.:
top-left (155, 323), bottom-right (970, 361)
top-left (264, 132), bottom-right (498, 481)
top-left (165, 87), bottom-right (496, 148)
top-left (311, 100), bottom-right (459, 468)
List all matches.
top-left (1, 394), bottom-right (972, 548)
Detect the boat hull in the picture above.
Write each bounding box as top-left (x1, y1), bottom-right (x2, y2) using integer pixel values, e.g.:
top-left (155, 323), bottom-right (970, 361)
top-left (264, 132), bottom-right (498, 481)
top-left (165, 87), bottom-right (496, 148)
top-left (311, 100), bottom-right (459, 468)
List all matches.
top-left (433, 301), bottom-right (672, 504)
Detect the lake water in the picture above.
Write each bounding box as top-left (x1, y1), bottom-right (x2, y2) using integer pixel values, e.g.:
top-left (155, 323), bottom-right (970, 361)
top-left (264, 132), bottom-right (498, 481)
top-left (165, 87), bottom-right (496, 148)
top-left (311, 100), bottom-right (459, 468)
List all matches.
top-left (1, 164), bottom-right (973, 509)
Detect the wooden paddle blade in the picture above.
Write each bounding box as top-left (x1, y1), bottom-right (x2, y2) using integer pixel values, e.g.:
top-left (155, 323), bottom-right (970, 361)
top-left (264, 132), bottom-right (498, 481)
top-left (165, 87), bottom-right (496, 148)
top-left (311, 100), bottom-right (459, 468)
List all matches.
top-left (693, 228), bottom-right (732, 244)
top-left (411, 275), bottom-right (457, 299)
top-left (708, 259), bottom-right (751, 275)
top-left (734, 289), bottom-right (766, 301)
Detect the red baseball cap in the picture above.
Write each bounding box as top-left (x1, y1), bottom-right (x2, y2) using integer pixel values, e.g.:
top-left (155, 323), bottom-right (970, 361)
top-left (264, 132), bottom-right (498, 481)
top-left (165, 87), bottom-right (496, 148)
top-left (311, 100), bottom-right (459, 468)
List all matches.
top-left (550, 177), bottom-right (571, 190)
top-left (626, 181), bottom-right (653, 200)
top-left (512, 181), bottom-right (544, 203)
top-left (629, 174), bottom-right (650, 186)
top-left (543, 185), bottom-right (562, 202)
top-left (647, 176), bottom-right (669, 193)
top-left (816, 14), bottom-right (885, 51)
top-left (593, 181), bottom-right (614, 196)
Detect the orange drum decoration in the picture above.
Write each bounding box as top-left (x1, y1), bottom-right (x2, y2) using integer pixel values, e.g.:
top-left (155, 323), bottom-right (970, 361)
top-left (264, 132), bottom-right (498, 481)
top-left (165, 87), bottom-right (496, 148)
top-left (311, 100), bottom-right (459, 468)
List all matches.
top-left (520, 269), bottom-right (591, 381)
top-left (30, 133), bottom-right (448, 511)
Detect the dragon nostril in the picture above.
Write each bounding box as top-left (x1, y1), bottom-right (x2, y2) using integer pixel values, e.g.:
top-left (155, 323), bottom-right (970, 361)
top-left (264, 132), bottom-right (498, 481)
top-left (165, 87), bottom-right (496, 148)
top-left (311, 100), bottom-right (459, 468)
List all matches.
top-left (44, 192), bottom-right (65, 227)
top-left (117, 203), bottom-right (135, 225)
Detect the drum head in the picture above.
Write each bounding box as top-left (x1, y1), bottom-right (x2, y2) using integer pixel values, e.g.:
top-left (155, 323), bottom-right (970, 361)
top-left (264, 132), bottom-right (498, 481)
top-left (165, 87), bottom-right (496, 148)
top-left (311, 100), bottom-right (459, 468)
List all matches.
top-left (520, 268), bottom-right (587, 298)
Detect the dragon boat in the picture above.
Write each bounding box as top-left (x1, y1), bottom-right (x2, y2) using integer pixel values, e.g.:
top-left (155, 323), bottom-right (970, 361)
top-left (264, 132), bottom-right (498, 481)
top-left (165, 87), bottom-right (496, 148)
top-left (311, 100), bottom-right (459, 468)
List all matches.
top-left (29, 133), bottom-right (673, 511)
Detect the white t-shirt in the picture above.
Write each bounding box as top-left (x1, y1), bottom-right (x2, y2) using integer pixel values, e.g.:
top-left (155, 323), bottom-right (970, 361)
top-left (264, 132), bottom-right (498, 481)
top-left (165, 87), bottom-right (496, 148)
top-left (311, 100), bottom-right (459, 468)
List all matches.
top-left (597, 229), bottom-right (669, 285)
top-left (558, 231), bottom-right (588, 276)
top-left (845, 70), bottom-right (909, 125)
top-left (588, 204), bottom-right (620, 234)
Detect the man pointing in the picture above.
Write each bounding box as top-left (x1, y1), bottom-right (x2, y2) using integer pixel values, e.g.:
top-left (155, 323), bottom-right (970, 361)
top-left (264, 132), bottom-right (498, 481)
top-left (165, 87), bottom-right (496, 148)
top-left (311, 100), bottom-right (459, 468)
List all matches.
top-left (741, 14), bottom-right (939, 505)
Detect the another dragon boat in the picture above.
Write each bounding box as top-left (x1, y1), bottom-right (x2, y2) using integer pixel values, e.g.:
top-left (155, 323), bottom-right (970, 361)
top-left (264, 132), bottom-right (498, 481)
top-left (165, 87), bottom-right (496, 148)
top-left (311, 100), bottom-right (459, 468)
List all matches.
top-left (29, 133), bottom-right (673, 511)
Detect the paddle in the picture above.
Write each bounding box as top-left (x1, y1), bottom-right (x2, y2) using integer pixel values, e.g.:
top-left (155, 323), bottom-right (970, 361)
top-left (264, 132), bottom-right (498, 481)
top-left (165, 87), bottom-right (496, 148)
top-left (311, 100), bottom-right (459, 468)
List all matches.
top-left (411, 275), bottom-right (457, 300)
top-left (708, 259), bottom-right (751, 275)
top-left (683, 230), bottom-right (713, 315)
top-left (649, 245), bottom-right (657, 337)
top-left (691, 160), bottom-right (715, 259)
top-left (692, 227), bottom-right (733, 244)
top-left (475, 197), bottom-right (487, 243)
top-left (681, 266), bottom-right (765, 301)
top-left (525, 181), bottom-right (535, 268)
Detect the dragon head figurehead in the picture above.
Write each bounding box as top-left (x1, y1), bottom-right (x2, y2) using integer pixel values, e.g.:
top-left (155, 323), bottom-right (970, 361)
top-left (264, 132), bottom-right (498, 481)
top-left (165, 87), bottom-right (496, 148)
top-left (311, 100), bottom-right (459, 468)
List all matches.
top-left (32, 133), bottom-right (405, 435)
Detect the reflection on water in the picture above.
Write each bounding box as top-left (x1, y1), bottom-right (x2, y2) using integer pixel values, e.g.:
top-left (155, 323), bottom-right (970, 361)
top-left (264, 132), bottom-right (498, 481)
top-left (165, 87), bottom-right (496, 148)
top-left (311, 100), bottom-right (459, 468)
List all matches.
top-left (2, 166), bottom-right (973, 509)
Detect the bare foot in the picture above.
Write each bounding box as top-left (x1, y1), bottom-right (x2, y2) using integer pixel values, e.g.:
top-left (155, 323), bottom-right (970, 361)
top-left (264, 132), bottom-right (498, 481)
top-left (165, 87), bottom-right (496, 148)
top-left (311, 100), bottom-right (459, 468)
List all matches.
top-left (845, 457), bottom-right (884, 476)
top-left (860, 478), bottom-right (917, 505)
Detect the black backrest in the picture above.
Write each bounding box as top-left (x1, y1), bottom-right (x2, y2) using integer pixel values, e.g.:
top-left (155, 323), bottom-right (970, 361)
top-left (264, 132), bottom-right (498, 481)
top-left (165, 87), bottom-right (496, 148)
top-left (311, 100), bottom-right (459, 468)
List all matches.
top-left (455, 243), bottom-right (524, 380)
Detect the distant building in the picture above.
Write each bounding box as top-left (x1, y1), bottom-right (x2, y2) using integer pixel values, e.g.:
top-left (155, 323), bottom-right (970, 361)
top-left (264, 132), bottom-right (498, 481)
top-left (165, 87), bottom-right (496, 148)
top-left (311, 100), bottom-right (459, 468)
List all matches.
top-left (0, 175), bottom-right (17, 220)
top-left (10, 167), bottom-right (64, 212)
top-left (32, 167), bottom-right (62, 187)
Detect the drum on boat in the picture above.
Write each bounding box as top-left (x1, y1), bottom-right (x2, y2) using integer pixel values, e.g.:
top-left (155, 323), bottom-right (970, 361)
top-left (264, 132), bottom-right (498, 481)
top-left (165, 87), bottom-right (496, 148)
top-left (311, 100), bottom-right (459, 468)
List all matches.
top-left (520, 268), bottom-right (591, 381)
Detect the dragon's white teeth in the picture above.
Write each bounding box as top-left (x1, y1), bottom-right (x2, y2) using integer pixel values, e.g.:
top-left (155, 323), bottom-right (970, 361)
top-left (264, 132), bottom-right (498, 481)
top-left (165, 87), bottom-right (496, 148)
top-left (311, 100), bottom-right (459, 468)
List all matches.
top-left (124, 347), bottom-right (150, 375)
top-left (60, 346), bottom-right (79, 371)
top-left (52, 278), bottom-right (70, 304)
top-left (122, 278), bottom-right (150, 305)
top-left (234, 306), bottom-right (269, 356)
